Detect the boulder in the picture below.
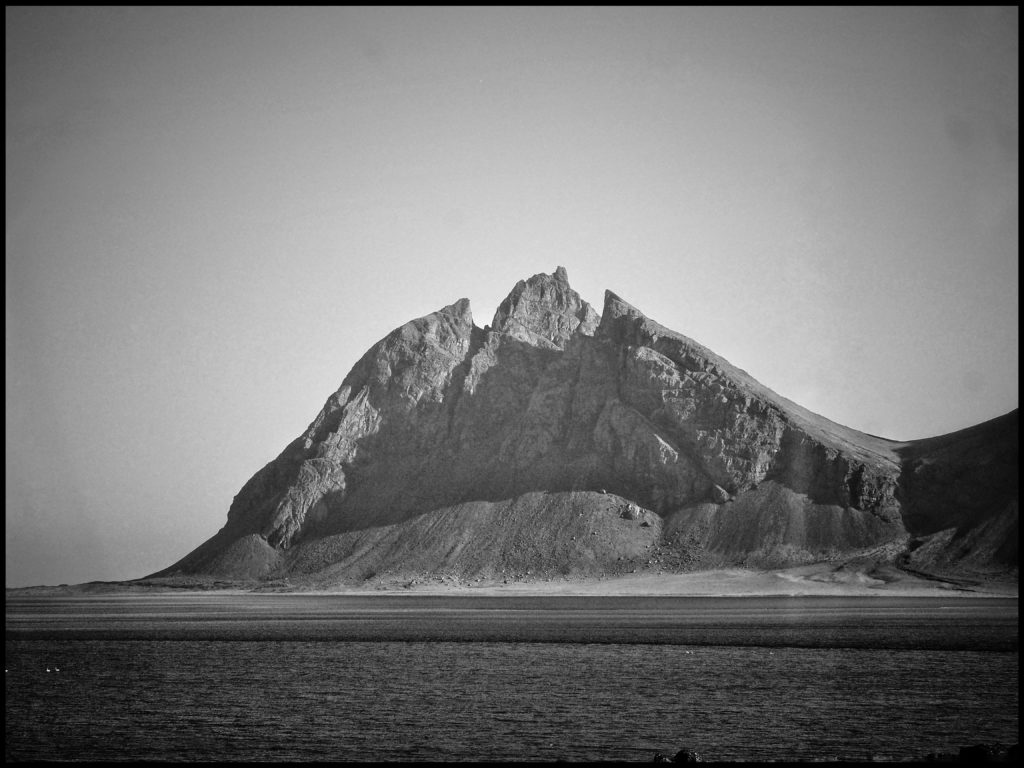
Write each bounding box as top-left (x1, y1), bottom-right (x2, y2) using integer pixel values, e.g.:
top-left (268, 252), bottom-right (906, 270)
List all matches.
top-left (673, 748), bottom-right (703, 763)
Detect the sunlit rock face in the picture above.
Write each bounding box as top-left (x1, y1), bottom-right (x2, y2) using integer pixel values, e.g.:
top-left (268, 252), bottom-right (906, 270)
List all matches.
top-left (155, 268), bottom-right (1017, 583)
top-left (491, 265), bottom-right (599, 348)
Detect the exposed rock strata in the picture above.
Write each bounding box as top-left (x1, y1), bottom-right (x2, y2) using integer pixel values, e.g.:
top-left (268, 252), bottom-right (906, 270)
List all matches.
top-left (155, 269), bottom-right (1017, 584)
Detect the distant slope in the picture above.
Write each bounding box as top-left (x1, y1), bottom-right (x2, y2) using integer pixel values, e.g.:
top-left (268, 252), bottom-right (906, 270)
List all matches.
top-left (896, 410), bottom-right (1018, 577)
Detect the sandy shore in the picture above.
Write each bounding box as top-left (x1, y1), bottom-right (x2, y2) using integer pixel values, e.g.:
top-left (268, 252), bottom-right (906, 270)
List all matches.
top-left (7, 564), bottom-right (1017, 599)
top-left (278, 563), bottom-right (1016, 598)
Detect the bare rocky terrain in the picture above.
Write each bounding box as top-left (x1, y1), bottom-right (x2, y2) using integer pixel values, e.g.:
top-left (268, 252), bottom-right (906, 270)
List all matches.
top-left (43, 267), bottom-right (1016, 595)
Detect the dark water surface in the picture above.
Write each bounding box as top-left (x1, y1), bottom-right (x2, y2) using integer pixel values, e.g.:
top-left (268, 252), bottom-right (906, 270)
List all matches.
top-left (5, 595), bottom-right (1018, 762)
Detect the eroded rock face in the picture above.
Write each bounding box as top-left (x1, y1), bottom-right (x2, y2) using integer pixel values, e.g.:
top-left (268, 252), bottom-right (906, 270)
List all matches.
top-left (156, 268), bottom-right (1015, 580)
top-left (491, 265), bottom-right (599, 348)
top-left (220, 297), bottom-right (478, 549)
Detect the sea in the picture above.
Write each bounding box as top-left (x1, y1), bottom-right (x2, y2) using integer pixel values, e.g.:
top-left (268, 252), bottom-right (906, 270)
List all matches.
top-left (5, 594), bottom-right (1018, 763)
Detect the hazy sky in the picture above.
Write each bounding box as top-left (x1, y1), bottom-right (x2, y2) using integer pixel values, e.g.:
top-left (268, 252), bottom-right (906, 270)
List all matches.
top-left (6, 7), bottom-right (1017, 587)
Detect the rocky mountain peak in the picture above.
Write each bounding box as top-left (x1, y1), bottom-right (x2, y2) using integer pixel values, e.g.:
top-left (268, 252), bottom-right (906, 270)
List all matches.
top-left (597, 290), bottom-right (648, 344)
top-left (152, 269), bottom-right (1018, 587)
top-left (491, 267), bottom-right (599, 349)
top-left (446, 297), bottom-right (473, 324)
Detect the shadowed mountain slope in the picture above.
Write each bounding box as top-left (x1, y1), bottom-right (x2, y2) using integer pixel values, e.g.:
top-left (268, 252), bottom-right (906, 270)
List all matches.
top-left (153, 269), bottom-right (1017, 586)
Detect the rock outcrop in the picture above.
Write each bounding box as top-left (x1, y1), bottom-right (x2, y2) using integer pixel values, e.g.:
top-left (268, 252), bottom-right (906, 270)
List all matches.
top-left (153, 268), bottom-right (1018, 585)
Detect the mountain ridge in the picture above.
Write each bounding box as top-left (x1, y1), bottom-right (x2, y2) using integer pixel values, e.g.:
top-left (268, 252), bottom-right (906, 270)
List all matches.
top-left (150, 268), bottom-right (1017, 588)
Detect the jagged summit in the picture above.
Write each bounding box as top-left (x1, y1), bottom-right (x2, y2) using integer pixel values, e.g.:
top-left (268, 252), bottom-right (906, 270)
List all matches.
top-left (152, 270), bottom-right (1018, 587)
top-left (446, 297), bottom-right (473, 321)
top-left (491, 267), bottom-right (599, 348)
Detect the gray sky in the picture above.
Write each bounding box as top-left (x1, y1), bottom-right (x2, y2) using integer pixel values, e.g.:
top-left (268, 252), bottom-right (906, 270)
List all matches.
top-left (6, 7), bottom-right (1017, 587)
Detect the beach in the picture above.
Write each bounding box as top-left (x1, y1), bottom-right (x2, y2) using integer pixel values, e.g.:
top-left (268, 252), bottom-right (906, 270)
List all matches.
top-left (364, 564), bottom-right (1018, 598)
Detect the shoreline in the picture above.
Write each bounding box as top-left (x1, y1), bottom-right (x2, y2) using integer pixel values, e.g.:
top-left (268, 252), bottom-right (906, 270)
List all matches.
top-left (7, 565), bottom-right (1018, 599)
top-left (360, 565), bottom-right (1019, 598)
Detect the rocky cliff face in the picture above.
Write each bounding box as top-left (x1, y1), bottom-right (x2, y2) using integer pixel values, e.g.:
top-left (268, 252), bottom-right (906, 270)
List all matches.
top-left (155, 269), bottom-right (1017, 584)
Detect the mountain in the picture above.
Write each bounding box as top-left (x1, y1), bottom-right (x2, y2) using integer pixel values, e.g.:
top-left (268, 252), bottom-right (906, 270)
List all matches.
top-left (151, 268), bottom-right (1018, 588)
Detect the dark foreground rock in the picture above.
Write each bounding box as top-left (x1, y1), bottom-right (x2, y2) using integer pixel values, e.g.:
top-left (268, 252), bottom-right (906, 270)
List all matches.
top-left (649, 748), bottom-right (712, 764)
